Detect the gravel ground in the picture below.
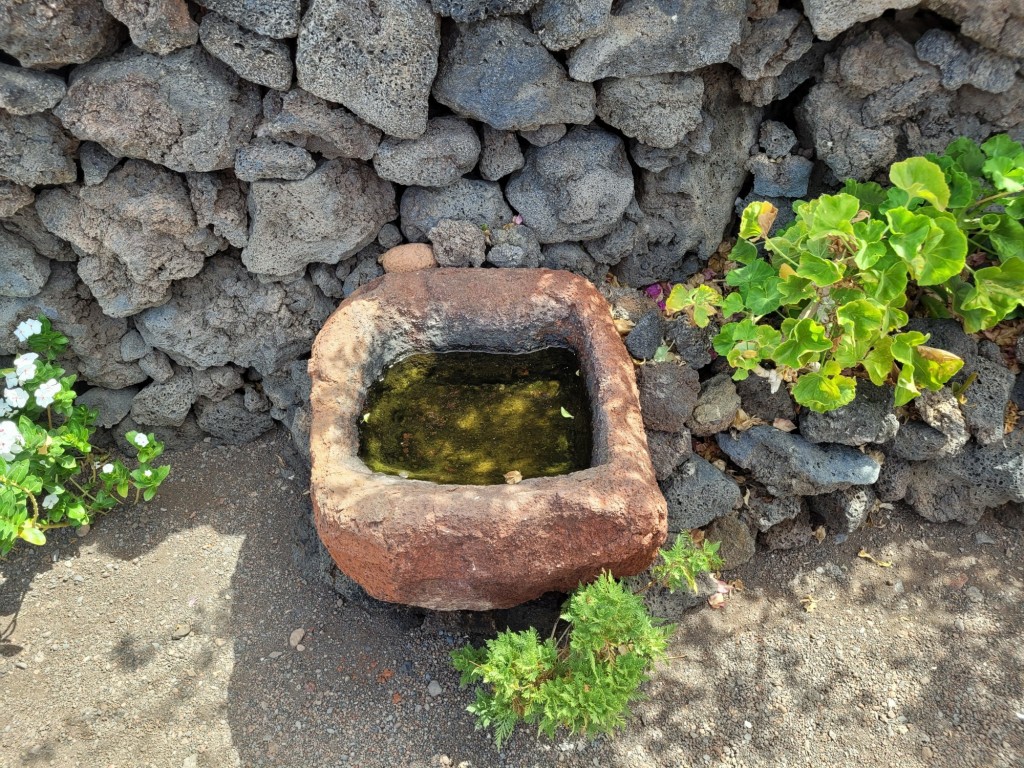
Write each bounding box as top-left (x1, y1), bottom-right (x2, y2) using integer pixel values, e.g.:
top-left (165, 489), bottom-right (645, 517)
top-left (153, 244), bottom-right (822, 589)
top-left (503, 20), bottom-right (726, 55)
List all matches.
top-left (2, 430), bottom-right (1023, 768)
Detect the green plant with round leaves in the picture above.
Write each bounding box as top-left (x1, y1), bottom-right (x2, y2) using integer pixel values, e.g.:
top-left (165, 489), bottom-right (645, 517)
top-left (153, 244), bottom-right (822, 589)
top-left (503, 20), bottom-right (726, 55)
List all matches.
top-left (666, 134), bottom-right (1024, 412)
top-left (1, 316), bottom-right (170, 553)
top-left (450, 533), bottom-right (724, 748)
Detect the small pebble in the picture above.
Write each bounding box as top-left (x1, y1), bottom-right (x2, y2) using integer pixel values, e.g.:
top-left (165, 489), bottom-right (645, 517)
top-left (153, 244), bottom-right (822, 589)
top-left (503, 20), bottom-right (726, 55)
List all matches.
top-left (427, 680), bottom-right (443, 697)
top-left (975, 532), bottom-right (996, 545)
top-left (289, 628), bottom-right (305, 648)
top-left (171, 623), bottom-right (191, 640)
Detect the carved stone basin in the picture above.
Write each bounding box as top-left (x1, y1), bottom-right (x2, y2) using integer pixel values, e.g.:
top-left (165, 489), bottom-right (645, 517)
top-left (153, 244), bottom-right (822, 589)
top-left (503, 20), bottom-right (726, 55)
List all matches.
top-left (308, 268), bottom-right (666, 610)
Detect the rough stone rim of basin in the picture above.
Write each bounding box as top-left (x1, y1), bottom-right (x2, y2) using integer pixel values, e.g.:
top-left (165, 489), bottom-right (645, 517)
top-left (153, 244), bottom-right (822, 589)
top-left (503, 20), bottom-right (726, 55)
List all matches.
top-left (308, 268), bottom-right (667, 610)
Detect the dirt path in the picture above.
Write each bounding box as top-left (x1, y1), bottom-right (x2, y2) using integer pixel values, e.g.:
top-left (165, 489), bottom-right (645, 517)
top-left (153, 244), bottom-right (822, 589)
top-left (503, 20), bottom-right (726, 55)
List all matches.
top-left (2, 431), bottom-right (1022, 768)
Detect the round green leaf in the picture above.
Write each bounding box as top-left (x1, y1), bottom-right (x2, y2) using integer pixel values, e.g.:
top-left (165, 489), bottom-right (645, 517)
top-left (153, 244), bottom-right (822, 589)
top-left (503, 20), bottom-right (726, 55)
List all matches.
top-left (889, 157), bottom-right (951, 210)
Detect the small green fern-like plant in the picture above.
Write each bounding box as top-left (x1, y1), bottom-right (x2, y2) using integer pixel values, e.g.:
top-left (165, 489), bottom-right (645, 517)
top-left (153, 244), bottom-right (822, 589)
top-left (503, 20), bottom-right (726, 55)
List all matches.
top-left (450, 534), bottom-right (724, 748)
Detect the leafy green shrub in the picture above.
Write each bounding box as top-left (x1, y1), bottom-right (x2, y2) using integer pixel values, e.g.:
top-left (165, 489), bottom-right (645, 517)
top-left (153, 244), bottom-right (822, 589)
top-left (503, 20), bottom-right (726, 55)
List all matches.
top-left (667, 133), bottom-right (1024, 412)
top-left (1, 317), bottom-right (169, 553)
top-left (450, 533), bottom-right (724, 747)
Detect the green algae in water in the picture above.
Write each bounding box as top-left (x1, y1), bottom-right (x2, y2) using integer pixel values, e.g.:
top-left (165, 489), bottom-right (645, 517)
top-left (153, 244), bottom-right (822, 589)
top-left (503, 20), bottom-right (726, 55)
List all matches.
top-left (358, 348), bottom-right (593, 485)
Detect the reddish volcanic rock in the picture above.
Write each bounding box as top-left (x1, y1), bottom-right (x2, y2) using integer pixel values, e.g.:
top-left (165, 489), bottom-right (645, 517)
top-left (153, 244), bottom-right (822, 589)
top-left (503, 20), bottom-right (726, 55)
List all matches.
top-left (308, 268), bottom-right (666, 610)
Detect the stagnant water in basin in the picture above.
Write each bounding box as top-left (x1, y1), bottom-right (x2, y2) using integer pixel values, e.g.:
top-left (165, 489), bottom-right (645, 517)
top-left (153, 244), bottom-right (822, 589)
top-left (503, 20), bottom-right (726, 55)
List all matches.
top-left (358, 347), bottom-right (593, 485)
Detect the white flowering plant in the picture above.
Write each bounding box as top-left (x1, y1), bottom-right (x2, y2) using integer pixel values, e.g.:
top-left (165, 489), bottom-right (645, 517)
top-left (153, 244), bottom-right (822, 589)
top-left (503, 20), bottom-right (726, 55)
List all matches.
top-left (0, 316), bottom-right (169, 554)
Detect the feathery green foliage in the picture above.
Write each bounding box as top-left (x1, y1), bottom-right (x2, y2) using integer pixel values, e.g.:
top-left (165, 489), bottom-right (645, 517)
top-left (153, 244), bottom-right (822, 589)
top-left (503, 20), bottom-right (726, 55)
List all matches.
top-left (451, 534), bottom-right (722, 747)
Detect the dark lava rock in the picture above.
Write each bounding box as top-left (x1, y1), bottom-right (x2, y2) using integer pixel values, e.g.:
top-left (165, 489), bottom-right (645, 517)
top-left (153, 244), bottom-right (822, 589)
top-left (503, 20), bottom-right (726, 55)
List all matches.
top-left (800, 383), bottom-right (899, 446)
top-left (704, 512), bottom-right (755, 569)
top-left (688, 373), bottom-right (740, 437)
top-left (645, 429), bottom-right (692, 482)
top-left (636, 362), bottom-right (701, 434)
top-left (760, 508), bottom-right (814, 551)
top-left (717, 426), bottom-right (881, 497)
top-left (662, 455), bottom-right (741, 531)
top-left (665, 316), bottom-right (716, 370)
top-left (734, 374), bottom-right (797, 423)
top-left (745, 487), bottom-right (802, 532)
top-left (808, 485), bottom-right (876, 533)
top-left (624, 310), bottom-right (664, 361)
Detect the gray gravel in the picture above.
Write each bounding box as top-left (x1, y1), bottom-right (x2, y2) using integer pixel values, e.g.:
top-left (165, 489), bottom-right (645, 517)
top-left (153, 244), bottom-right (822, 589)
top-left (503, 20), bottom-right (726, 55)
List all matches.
top-left (1, 430), bottom-right (1022, 767)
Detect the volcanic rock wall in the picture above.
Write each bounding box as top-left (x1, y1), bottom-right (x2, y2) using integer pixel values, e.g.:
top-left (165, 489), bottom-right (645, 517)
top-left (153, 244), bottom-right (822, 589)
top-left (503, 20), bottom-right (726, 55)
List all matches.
top-left (1, 0), bottom-right (1022, 452)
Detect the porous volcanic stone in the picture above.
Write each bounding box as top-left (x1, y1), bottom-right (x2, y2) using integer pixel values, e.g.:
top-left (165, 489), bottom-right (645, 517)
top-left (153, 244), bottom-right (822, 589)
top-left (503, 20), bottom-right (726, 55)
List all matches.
top-left (745, 487), bottom-right (802, 532)
top-left (434, 18), bottom-right (596, 132)
top-left (0, 112), bottom-right (78, 187)
top-left (196, 394), bottom-right (275, 444)
top-left (624, 310), bottom-right (663, 361)
top-left (688, 373), bottom-right (740, 437)
top-left (636, 362), bottom-right (701, 433)
top-left (479, 127), bottom-right (525, 181)
top-left (809, 485), bottom-right (876, 533)
top-left (186, 171), bottom-right (248, 249)
top-left (531, 0), bottom-right (612, 51)
top-left (0, 263), bottom-right (146, 389)
top-left (800, 383), bottom-right (899, 446)
top-left (0, 63), bottom-right (67, 115)
top-left (597, 73), bottom-right (704, 150)
top-left (242, 159), bottom-right (396, 278)
top-left (506, 126), bottom-right (633, 243)
top-left (373, 117), bottom-right (480, 188)
top-left (430, 0), bottom-right (538, 21)
top-left (717, 426), bottom-right (881, 497)
top-left (705, 512), bottom-right (755, 569)
top-left (35, 160), bottom-right (223, 317)
top-left (256, 89), bottom-right (382, 161)
top-left (645, 429), bottom-right (691, 482)
top-left (103, 0), bottom-right (198, 55)
top-left (400, 180), bottom-right (513, 243)
top-left (0, 0), bottom-right (122, 69)
top-left (135, 255), bottom-right (333, 375)
top-left (568, 0), bottom-right (747, 81)
top-left (309, 268), bottom-right (666, 610)
top-left (80, 142), bottom-right (120, 186)
top-left (195, 0), bottom-right (300, 39)
top-left (734, 374), bottom-right (797, 423)
top-left (0, 229), bottom-right (49, 298)
top-left (520, 124), bottom-right (566, 147)
top-left (802, 0), bottom-right (917, 41)
top-left (199, 13), bottom-right (293, 90)
top-left (55, 46), bottom-right (260, 173)
top-left (235, 140), bottom-right (315, 182)
top-left (296, 0), bottom-right (439, 139)
top-left (0, 182), bottom-right (33, 217)
top-left (428, 219), bottom-right (487, 267)
top-left (662, 455), bottom-right (741, 531)
top-left (486, 225), bottom-right (542, 268)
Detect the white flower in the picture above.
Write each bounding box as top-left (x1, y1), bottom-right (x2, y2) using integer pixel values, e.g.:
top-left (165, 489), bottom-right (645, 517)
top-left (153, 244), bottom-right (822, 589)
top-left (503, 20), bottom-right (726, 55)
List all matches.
top-left (102, 463), bottom-right (114, 474)
top-left (143, 469), bottom-right (152, 478)
top-left (14, 353), bottom-right (38, 384)
top-left (0, 402), bottom-right (10, 418)
top-left (0, 420), bottom-right (24, 461)
top-left (4, 373), bottom-right (16, 388)
top-left (4, 387), bottom-right (28, 410)
top-left (34, 379), bottom-right (61, 408)
top-left (14, 318), bottom-right (42, 343)
top-left (133, 433), bottom-right (149, 448)
top-left (42, 493), bottom-right (60, 510)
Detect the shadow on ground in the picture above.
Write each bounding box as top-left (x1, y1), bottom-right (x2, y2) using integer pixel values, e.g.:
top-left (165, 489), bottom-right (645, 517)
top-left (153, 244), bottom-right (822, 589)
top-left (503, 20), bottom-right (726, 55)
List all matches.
top-left (2, 430), bottom-right (1022, 767)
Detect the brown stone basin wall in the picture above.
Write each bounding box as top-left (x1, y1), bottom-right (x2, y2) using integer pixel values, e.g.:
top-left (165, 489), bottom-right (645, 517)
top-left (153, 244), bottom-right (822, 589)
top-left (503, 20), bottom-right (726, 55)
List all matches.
top-left (308, 269), bottom-right (667, 610)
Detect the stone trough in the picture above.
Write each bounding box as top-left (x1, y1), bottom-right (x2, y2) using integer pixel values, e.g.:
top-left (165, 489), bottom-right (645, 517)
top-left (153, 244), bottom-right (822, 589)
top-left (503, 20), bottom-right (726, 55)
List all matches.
top-left (308, 268), bottom-right (666, 610)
